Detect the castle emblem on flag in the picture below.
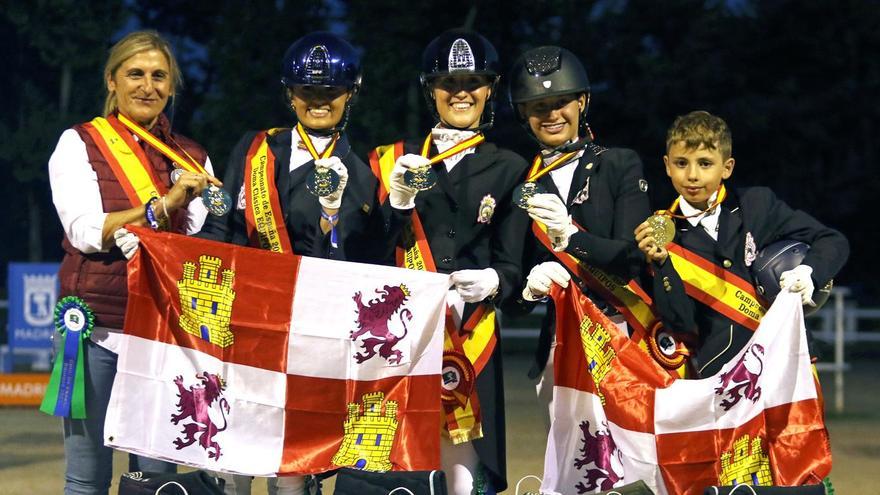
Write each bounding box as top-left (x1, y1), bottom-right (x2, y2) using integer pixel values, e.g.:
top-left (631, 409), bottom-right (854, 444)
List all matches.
top-left (170, 372), bottom-right (230, 460)
top-left (350, 284), bottom-right (412, 365)
top-left (719, 434), bottom-right (773, 486)
top-left (177, 255), bottom-right (236, 347)
top-left (715, 343), bottom-right (764, 411)
top-left (332, 391), bottom-right (399, 471)
top-left (573, 420), bottom-right (623, 493)
top-left (579, 315), bottom-right (616, 404)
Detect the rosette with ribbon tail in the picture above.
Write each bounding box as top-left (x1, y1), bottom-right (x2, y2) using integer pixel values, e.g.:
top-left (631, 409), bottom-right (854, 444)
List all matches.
top-left (440, 350), bottom-right (475, 409)
top-left (40, 296), bottom-right (94, 418)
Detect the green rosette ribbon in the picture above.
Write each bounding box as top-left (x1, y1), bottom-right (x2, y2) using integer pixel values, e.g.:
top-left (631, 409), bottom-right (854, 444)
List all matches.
top-left (39, 296), bottom-right (94, 418)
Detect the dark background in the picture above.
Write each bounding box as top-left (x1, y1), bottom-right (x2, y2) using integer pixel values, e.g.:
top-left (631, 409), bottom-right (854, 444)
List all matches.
top-left (2, 0), bottom-right (877, 310)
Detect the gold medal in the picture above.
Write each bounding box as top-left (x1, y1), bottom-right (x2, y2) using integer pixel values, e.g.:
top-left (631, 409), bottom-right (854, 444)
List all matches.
top-left (647, 214), bottom-right (675, 248)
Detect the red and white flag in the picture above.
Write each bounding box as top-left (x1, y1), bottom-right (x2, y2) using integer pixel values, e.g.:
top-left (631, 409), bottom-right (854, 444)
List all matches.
top-left (104, 227), bottom-right (447, 476)
top-left (542, 286), bottom-right (831, 495)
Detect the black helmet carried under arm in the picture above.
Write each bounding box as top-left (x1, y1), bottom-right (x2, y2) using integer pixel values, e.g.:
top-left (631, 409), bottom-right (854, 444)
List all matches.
top-left (419, 29), bottom-right (501, 130)
top-left (508, 46), bottom-right (591, 134)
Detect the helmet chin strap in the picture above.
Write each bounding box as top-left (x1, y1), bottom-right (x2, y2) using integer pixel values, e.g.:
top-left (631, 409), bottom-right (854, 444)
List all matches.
top-left (541, 135), bottom-right (591, 154)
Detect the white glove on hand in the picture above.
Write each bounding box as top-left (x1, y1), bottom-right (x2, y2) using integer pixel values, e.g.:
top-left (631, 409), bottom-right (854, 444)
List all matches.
top-left (114, 227), bottom-right (139, 260)
top-left (779, 264), bottom-right (816, 306)
top-left (316, 157), bottom-right (349, 210)
top-left (450, 268), bottom-right (500, 303)
top-left (522, 261), bottom-right (571, 301)
top-left (389, 154), bottom-right (428, 210)
top-left (527, 193), bottom-right (577, 252)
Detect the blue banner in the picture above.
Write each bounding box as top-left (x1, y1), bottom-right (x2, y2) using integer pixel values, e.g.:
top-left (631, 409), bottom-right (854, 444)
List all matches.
top-left (8, 263), bottom-right (60, 350)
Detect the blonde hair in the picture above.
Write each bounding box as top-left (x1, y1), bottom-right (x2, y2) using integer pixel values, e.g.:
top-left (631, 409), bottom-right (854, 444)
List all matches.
top-left (666, 110), bottom-right (732, 159)
top-left (103, 30), bottom-right (182, 116)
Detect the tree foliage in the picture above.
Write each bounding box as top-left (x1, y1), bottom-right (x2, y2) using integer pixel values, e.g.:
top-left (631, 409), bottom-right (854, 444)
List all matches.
top-left (1, 0), bottom-right (876, 300)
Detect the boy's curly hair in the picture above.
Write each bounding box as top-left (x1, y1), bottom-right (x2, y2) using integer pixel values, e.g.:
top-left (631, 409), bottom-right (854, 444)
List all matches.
top-left (666, 111), bottom-right (732, 159)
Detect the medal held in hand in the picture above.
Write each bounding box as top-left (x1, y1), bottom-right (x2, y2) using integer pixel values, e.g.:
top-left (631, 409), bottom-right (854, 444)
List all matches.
top-left (202, 186), bottom-right (232, 216)
top-left (306, 166), bottom-right (341, 197)
top-left (647, 213), bottom-right (675, 248)
top-left (403, 166), bottom-right (438, 191)
top-left (513, 181), bottom-right (547, 209)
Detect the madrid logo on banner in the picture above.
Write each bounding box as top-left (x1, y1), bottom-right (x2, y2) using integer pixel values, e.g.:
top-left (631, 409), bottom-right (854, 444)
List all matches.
top-left (105, 227), bottom-right (447, 477)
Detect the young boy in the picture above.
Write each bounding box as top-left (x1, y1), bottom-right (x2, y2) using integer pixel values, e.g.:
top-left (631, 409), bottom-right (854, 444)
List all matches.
top-left (635, 110), bottom-right (848, 377)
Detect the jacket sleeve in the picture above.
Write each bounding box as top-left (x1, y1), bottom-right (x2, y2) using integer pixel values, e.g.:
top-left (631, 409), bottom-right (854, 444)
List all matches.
top-left (194, 132), bottom-right (254, 246)
top-left (563, 149), bottom-right (651, 279)
top-left (749, 187), bottom-right (850, 287)
top-left (490, 152), bottom-right (531, 307)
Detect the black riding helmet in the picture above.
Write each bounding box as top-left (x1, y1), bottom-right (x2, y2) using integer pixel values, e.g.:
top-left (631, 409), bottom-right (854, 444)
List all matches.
top-left (420, 29), bottom-right (501, 130)
top-left (508, 46), bottom-right (591, 138)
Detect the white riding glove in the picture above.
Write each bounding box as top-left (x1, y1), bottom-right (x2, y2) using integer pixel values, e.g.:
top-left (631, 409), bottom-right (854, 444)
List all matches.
top-left (114, 227), bottom-right (139, 260)
top-left (316, 157), bottom-right (349, 210)
top-left (450, 268), bottom-right (500, 303)
top-left (527, 193), bottom-right (578, 252)
top-left (389, 154), bottom-right (428, 210)
top-left (779, 264), bottom-right (816, 306)
top-left (522, 261), bottom-right (571, 301)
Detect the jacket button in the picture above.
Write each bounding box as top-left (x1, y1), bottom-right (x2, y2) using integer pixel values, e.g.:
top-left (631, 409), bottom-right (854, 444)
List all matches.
top-left (441, 256), bottom-right (452, 264)
top-left (447, 229), bottom-right (456, 238)
top-left (723, 259), bottom-right (732, 268)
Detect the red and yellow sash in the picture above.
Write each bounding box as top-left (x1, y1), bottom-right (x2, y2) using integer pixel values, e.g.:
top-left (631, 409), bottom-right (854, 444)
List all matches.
top-left (243, 130), bottom-right (293, 254)
top-left (660, 187), bottom-right (766, 331)
top-left (82, 115), bottom-right (169, 208)
top-left (665, 242), bottom-right (766, 331)
top-left (531, 221), bottom-right (689, 377)
top-left (370, 139), bottom-right (495, 443)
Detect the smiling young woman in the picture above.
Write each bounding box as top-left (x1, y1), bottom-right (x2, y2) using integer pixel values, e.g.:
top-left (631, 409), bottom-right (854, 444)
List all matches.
top-left (368, 28), bottom-right (531, 495)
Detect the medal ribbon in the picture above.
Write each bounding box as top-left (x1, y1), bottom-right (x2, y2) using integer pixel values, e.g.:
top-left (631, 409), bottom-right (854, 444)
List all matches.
top-left (116, 113), bottom-right (209, 176)
top-left (531, 221), bottom-right (688, 378)
top-left (83, 116), bottom-right (169, 207)
top-left (243, 131), bottom-right (294, 253)
top-left (371, 141), bottom-right (495, 443)
top-left (526, 151), bottom-right (580, 182)
top-left (295, 123), bottom-right (338, 161)
top-left (655, 183), bottom-right (728, 220)
top-left (419, 132), bottom-right (485, 165)
top-left (40, 297), bottom-right (94, 419)
top-left (664, 241), bottom-right (766, 331)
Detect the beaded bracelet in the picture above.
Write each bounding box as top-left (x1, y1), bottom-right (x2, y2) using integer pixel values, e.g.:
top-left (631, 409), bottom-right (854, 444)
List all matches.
top-left (145, 197), bottom-right (160, 230)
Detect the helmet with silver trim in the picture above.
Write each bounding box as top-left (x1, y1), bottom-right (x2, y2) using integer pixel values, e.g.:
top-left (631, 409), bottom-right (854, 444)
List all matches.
top-left (751, 240), bottom-right (832, 315)
top-left (419, 29), bottom-right (501, 130)
top-left (508, 46), bottom-right (590, 133)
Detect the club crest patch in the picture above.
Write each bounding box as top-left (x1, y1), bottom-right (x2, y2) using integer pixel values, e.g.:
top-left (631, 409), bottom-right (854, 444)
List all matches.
top-left (572, 177), bottom-right (590, 205)
top-left (639, 179), bottom-right (648, 193)
top-left (744, 231), bottom-right (757, 267)
top-left (477, 194), bottom-right (496, 224)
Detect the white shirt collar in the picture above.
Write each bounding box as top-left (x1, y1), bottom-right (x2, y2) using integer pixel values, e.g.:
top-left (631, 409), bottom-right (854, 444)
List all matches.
top-left (678, 190), bottom-right (722, 240)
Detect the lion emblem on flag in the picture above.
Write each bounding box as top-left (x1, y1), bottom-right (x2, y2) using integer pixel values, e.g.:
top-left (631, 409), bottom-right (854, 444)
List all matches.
top-left (350, 284), bottom-right (413, 365)
top-left (715, 343), bottom-right (765, 411)
top-left (170, 371), bottom-right (230, 460)
top-left (573, 420), bottom-right (623, 493)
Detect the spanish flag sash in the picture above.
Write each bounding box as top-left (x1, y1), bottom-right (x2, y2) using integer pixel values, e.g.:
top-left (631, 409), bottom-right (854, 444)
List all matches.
top-left (665, 241), bottom-right (766, 331)
top-left (243, 130), bottom-right (293, 254)
top-left (82, 115), bottom-right (169, 208)
top-left (369, 140), bottom-right (495, 443)
top-left (660, 189), bottom-right (766, 331)
top-left (530, 221), bottom-right (689, 377)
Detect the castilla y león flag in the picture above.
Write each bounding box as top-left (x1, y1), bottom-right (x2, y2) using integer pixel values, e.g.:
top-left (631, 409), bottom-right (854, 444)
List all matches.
top-left (104, 227), bottom-right (447, 476)
top-left (542, 286), bottom-right (831, 495)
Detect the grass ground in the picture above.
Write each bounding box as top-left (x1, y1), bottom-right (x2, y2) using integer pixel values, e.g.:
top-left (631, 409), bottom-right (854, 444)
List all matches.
top-left (1, 354), bottom-right (877, 494)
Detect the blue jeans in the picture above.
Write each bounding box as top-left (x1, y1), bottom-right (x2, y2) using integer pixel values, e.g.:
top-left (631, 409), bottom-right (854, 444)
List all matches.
top-left (58, 337), bottom-right (176, 494)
